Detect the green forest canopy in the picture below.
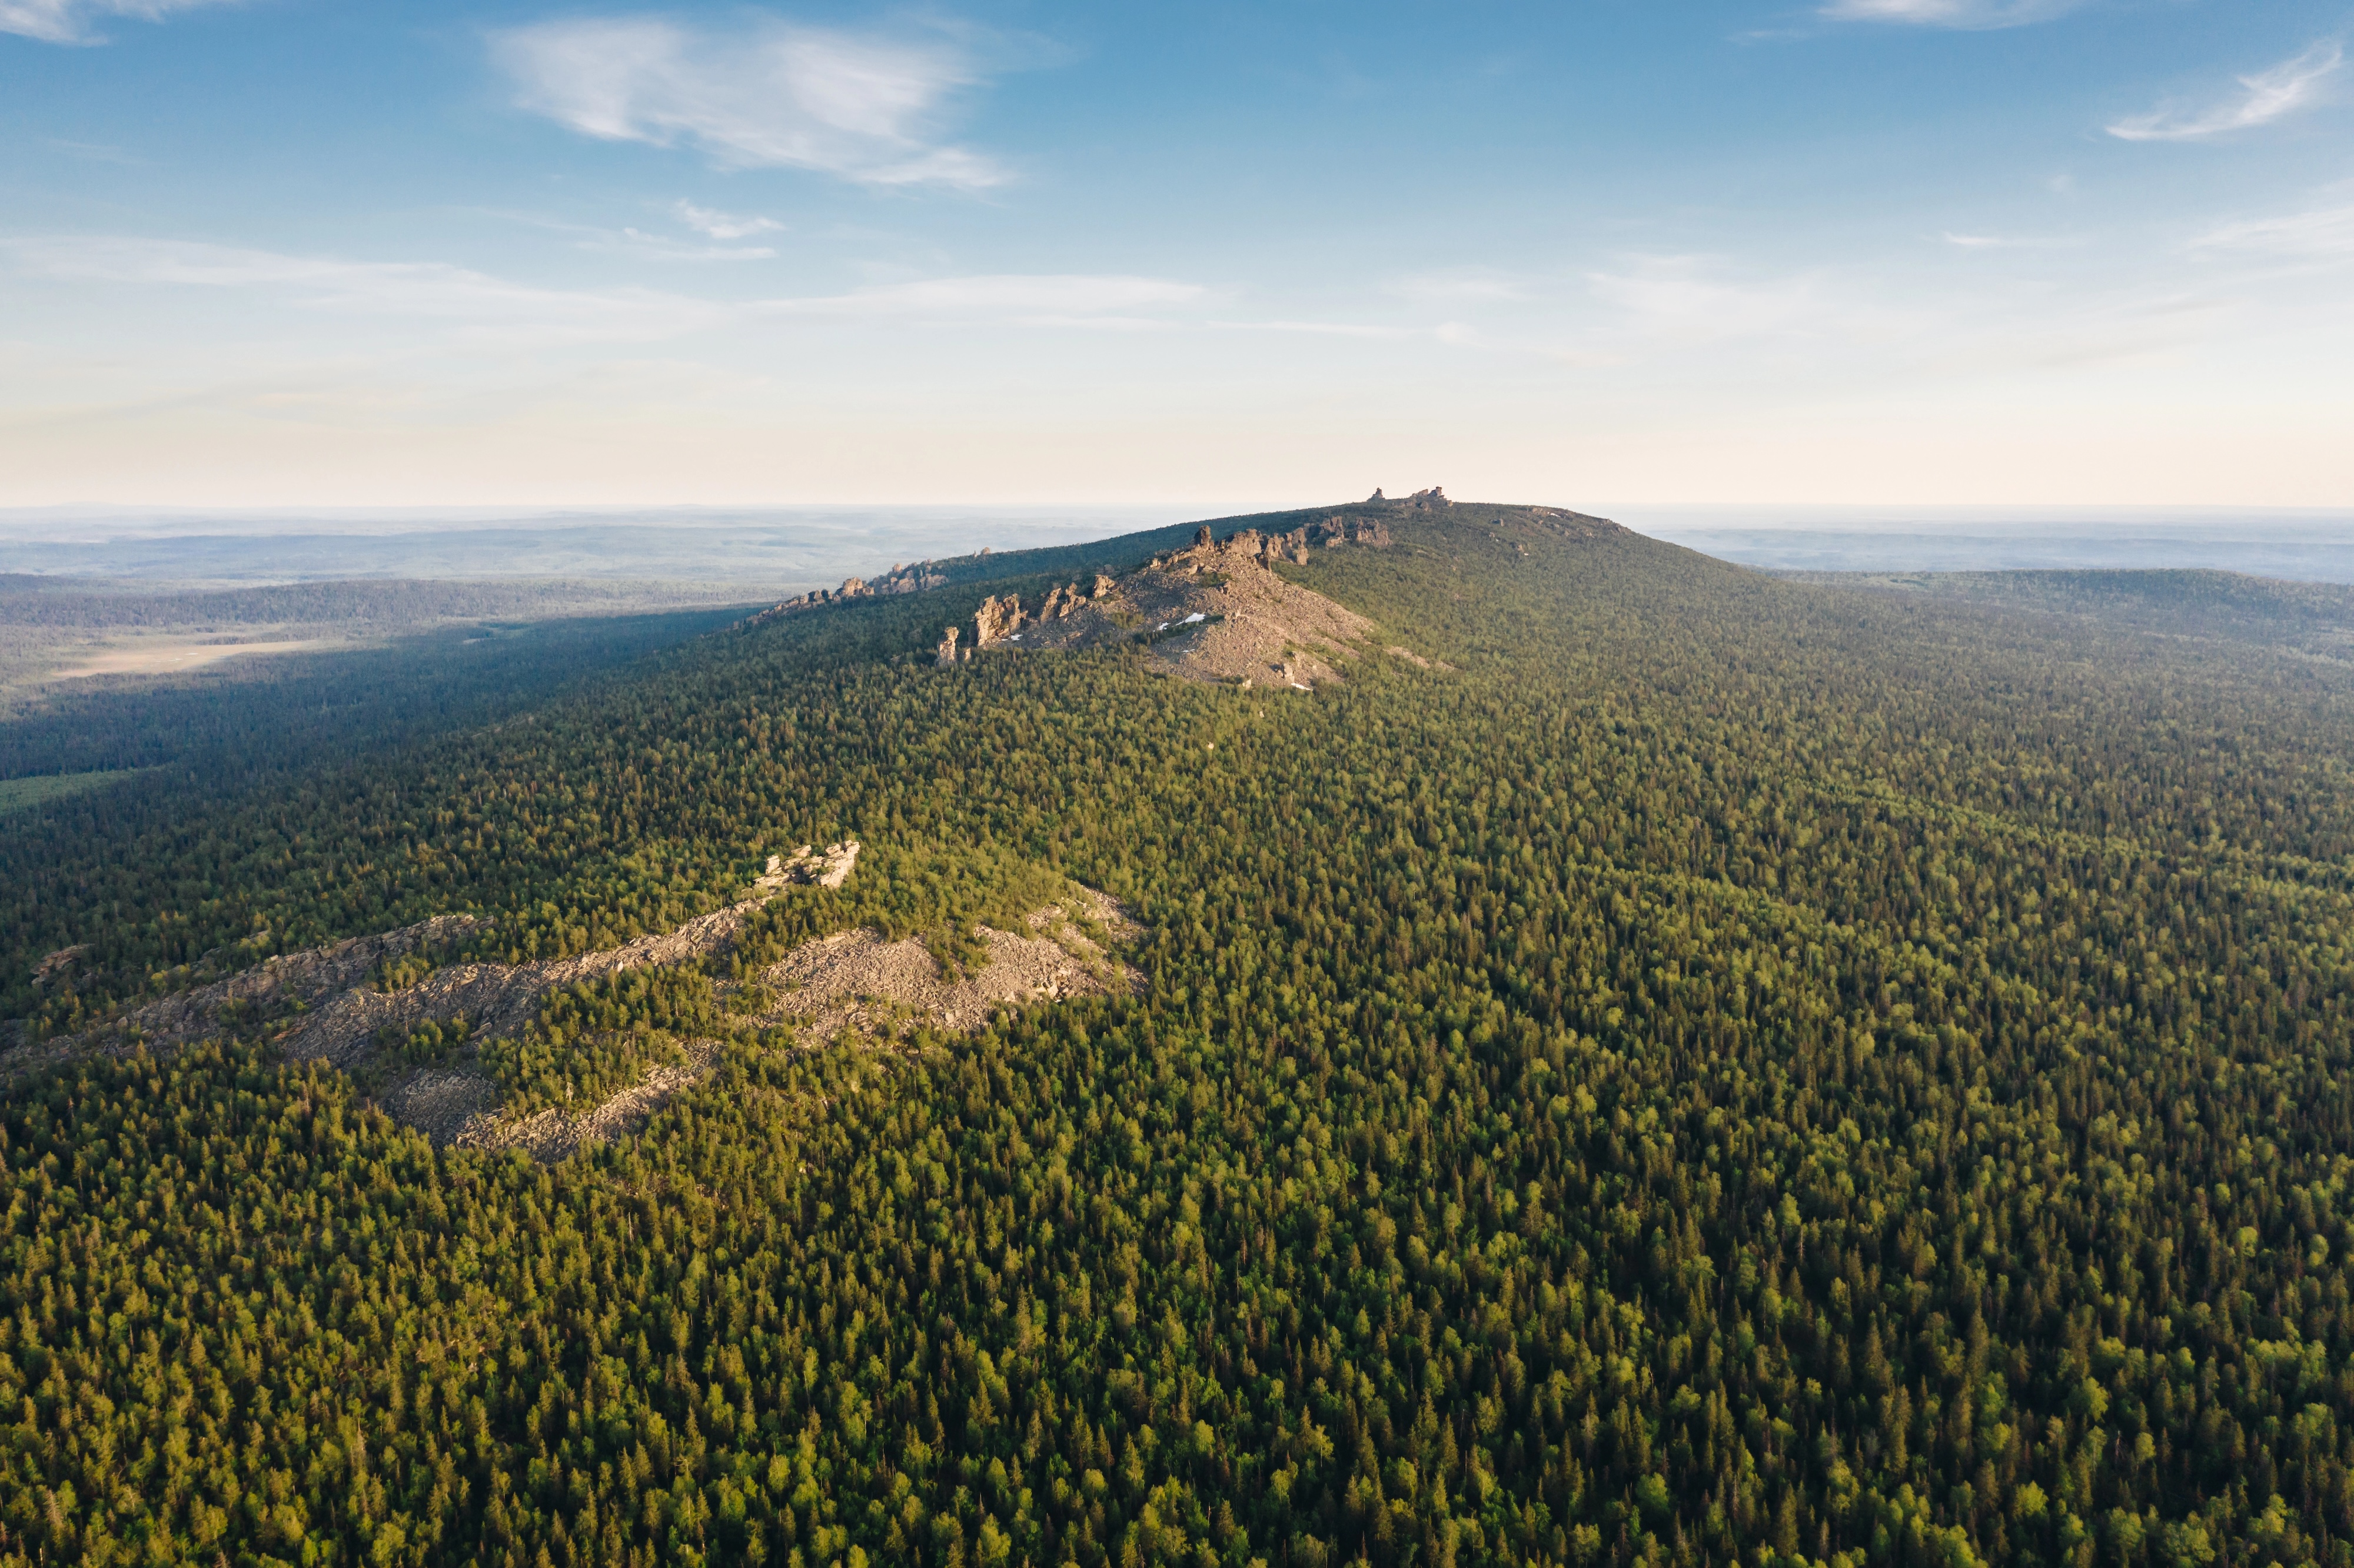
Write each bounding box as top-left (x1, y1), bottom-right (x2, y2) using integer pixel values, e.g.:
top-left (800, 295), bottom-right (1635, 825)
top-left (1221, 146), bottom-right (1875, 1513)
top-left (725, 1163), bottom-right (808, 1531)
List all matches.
top-left (3, 504), bottom-right (2352, 1568)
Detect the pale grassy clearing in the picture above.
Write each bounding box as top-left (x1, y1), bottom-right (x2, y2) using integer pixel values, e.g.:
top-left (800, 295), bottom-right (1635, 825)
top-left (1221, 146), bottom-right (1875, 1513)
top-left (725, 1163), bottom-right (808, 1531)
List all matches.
top-left (49, 638), bottom-right (333, 679)
top-left (0, 770), bottom-right (145, 816)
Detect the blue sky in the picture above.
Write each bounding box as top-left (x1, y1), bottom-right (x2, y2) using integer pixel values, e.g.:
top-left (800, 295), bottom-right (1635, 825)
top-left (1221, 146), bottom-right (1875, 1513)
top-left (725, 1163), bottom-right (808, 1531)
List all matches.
top-left (2, 0), bottom-right (2349, 508)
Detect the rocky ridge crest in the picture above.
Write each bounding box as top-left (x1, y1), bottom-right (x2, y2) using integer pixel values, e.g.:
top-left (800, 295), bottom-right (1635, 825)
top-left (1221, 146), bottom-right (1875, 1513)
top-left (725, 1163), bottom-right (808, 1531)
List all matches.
top-left (931, 507), bottom-right (1404, 686)
top-left (742, 558), bottom-right (950, 630)
top-left (745, 492), bottom-right (1622, 684)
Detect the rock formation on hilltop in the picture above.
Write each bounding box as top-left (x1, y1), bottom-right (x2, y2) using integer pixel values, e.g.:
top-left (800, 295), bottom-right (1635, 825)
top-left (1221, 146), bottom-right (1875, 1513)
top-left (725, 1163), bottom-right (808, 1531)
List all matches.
top-left (1362, 485), bottom-right (1447, 510)
top-left (932, 516), bottom-right (1398, 688)
top-left (936, 574), bottom-right (1116, 665)
top-left (756, 841), bottom-right (862, 891)
top-left (742, 558), bottom-right (950, 629)
top-left (972, 593), bottom-right (1025, 648)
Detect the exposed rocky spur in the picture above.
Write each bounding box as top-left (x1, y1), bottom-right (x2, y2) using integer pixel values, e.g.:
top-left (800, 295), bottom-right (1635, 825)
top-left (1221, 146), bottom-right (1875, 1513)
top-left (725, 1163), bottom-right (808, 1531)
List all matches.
top-left (934, 512), bottom-right (1401, 687)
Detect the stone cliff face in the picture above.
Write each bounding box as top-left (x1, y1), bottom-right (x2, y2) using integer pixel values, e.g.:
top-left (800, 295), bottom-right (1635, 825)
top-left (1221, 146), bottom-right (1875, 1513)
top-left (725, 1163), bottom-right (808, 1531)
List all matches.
top-left (945, 577), bottom-right (1110, 657)
top-left (972, 593), bottom-right (1026, 648)
top-left (933, 512), bottom-right (1402, 670)
top-left (1245, 513), bottom-right (1395, 562)
top-left (925, 518), bottom-right (1402, 690)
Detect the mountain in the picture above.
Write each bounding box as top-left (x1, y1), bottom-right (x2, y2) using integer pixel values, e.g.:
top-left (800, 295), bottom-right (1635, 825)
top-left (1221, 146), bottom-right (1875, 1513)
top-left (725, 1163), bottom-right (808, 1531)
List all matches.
top-left (2, 495), bottom-right (2351, 1568)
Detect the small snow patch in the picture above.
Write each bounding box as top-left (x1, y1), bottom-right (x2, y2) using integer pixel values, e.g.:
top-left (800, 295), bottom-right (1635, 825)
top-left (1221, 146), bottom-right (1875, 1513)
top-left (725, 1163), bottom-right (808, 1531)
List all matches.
top-left (1182, 612), bottom-right (1206, 625)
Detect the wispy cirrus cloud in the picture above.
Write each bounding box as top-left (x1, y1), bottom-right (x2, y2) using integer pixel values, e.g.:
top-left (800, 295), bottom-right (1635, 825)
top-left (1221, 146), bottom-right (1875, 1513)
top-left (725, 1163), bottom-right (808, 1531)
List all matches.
top-left (2, 235), bottom-right (729, 344)
top-left (1941, 231), bottom-right (2082, 249)
top-left (1217, 318), bottom-right (1422, 340)
top-left (1384, 268), bottom-right (1535, 305)
top-left (491, 15), bottom-right (1008, 189)
top-left (676, 201), bottom-right (782, 241)
top-left (2107, 41), bottom-right (2342, 142)
top-left (1564, 254), bottom-right (1935, 372)
top-left (0, 0), bottom-right (230, 45)
top-left (760, 274), bottom-right (1208, 322)
top-left (1818, 0), bottom-right (2083, 31)
top-left (4, 235), bottom-right (1211, 338)
top-left (613, 228), bottom-right (778, 262)
top-left (2189, 201), bottom-right (2354, 262)
top-left (1585, 255), bottom-right (1828, 344)
top-left (472, 207), bottom-right (778, 262)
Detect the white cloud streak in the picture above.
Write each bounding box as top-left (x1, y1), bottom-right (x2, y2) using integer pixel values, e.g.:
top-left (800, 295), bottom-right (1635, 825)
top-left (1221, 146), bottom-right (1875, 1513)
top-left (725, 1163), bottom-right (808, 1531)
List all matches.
top-left (2190, 201), bottom-right (2354, 261)
top-left (0, 0), bottom-right (229, 44)
top-left (3, 236), bottom-right (730, 344)
top-left (491, 16), bottom-right (1006, 188)
top-left (1941, 232), bottom-right (2080, 249)
top-left (2107, 41), bottom-right (2342, 142)
top-left (759, 274), bottom-right (1207, 320)
top-left (1218, 319), bottom-right (1422, 340)
top-left (5, 237), bottom-right (1209, 341)
top-left (1818, 0), bottom-right (2082, 31)
top-left (1384, 268), bottom-right (1533, 305)
top-left (616, 228), bottom-right (777, 262)
top-left (1585, 256), bottom-right (1827, 344)
top-left (675, 202), bottom-right (782, 240)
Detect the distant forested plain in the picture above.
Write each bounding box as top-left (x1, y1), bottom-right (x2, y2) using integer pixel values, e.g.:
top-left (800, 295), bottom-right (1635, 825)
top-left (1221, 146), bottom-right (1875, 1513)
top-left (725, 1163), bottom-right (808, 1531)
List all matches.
top-left (3, 511), bottom-right (2353, 1568)
top-left (0, 574), bottom-right (766, 696)
top-left (0, 595), bottom-right (758, 786)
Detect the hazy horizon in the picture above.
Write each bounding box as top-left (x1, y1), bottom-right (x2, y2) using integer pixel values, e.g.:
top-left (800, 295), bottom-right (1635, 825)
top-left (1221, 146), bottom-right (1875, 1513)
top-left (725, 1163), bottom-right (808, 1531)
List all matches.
top-left (5, 500), bottom-right (2349, 586)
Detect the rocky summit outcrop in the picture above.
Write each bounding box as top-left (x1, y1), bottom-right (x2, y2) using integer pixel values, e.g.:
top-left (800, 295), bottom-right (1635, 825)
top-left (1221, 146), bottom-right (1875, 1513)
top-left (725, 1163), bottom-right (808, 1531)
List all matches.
top-left (937, 521), bottom-right (1399, 688)
top-left (935, 578), bottom-right (1112, 664)
top-left (973, 592), bottom-right (1026, 648)
top-left (742, 560), bottom-right (949, 628)
top-left (756, 841), bottom-right (861, 891)
top-left (1241, 514), bottom-right (1394, 564)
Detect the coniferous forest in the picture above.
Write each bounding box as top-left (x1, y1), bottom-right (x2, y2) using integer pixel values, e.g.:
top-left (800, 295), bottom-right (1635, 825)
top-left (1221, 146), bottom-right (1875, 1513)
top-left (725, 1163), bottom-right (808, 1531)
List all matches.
top-left (4, 504), bottom-right (2353, 1568)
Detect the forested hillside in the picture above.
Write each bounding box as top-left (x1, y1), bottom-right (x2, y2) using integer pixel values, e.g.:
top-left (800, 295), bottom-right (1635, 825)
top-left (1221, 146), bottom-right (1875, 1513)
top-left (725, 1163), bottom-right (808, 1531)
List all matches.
top-left (1788, 569), bottom-right (2354, 663)
top-left (4, 502), bottom-right (2353, 1568)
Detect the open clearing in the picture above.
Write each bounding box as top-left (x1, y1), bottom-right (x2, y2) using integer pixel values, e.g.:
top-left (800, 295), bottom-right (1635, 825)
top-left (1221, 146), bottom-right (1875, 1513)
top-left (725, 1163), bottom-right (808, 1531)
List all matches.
top-left (51, 638), bottom-right (331, 678)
